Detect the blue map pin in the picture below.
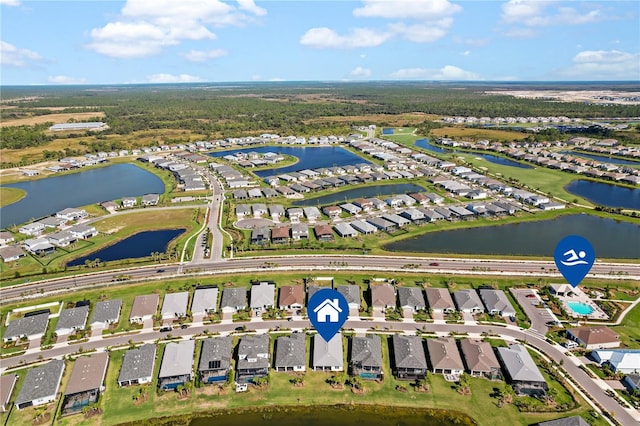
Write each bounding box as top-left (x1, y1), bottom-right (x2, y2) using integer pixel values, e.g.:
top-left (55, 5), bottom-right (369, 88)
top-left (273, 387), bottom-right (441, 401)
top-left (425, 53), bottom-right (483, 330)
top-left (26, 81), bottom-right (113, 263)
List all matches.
top-left (554, 235), bottom-right (595, 288)
top-left (308, 288), bottom-right (349, 342)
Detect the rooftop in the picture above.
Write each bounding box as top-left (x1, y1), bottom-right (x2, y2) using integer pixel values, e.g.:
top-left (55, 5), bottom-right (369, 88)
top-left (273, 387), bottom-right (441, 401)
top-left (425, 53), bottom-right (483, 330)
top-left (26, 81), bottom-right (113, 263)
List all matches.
top-left (159, 340), bottom-right (195, 378)
top-left (65, 352), bottom-right (109, 395)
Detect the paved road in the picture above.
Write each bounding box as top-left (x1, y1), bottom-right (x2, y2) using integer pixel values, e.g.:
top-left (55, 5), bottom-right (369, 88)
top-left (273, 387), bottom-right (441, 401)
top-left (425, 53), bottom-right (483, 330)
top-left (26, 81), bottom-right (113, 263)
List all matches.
top-left (2, 317), bottom-right (637, 424)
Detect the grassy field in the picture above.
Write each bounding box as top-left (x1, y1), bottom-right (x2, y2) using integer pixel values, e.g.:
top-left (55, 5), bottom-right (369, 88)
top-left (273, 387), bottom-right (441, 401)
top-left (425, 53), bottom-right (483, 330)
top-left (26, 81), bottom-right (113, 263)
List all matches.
top-left (0, 186), bottom-right (26, 207)
top-left (612, 302), bottom-right (640, 347)
top-left (0, 111), bottom-right (106, 128)
top-left (431, 127), bottom-right (529, 142)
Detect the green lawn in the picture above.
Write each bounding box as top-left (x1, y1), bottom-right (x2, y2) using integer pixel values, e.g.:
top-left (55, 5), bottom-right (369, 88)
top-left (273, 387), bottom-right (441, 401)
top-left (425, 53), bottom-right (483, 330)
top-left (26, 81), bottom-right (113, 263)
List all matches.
top-left (612, 301), bottom-right (640, 347)
top-left (0, 187), bottom-right (26, 207)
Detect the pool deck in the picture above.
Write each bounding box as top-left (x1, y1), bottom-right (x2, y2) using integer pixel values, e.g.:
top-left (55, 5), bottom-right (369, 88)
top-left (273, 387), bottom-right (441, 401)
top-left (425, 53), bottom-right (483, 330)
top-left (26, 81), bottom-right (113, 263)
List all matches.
top-left (557, 287), bottom-right (609, 320)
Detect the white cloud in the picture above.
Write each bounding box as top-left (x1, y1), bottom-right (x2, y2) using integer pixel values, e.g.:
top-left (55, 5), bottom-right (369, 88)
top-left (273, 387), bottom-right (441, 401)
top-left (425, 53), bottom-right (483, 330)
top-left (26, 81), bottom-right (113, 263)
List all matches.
top-left (501, 1), bottom-right (602, 27)
top-left (183, 48), bottom-right (228, 62)
top-left (390, 65), bottom-right (480, 80)
top-left (0, 0), bottom-right (20, 6)
top-left (47, 75), bottom-right (87, 84)
top-left (350, 66), bottom-right (372, 78)
top-left (461, 50), bottom-right (470, 56)
top-left (0, 40), bottom-right (42, 67)
top-left (353, 0), bottom-right (461, 19)
top-left (300, 27), bottom-right (392, 49)
top-left (145, 73), bottom-right (203, 83)
top-left (560, 50), bottom-right (640, 80)
top-left (88, 0), bottom-right (266, 58)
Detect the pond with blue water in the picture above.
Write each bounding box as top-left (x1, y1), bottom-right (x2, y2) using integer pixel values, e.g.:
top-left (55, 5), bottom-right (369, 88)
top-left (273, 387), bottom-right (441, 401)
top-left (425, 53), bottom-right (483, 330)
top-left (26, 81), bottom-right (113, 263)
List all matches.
top-left (561, 151), bottom-right (640, 166)
top-left (67, 229), bottom-right (185, 267)
top-left (414, 139), bottom-right (532, 168)
top-left (209, 146), bottom-right (370, 178)
top-left (384, 214), bottom-right (640, 259)
top-left (0, 164), bottom-right (164, 228)
top-left (293, 183), bottom-right (426, 207)
top-left (565, 180), bottom-right (640, 209)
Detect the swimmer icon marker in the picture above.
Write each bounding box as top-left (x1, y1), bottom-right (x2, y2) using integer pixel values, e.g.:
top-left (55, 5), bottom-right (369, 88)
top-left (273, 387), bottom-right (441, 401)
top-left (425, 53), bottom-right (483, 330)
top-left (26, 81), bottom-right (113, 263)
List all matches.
top-left (554, 235), bottom-right (595, 288)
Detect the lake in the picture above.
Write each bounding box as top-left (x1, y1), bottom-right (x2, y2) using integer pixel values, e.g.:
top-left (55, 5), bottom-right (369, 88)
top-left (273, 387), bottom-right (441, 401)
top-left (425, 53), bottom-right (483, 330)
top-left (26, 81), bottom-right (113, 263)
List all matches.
top-left (565, 180), bottom-right (640, 209)
top-left (414, 139), bottom-right (532, 169)
top-left (415, 139), bottom-right (451, 154)
top-left (293, 183), bottom-right (426, 207)
top-left (0, 164), bottom-right (164, 228)
top-left (66, 229), bottom-right (184, 266)
top-left (562, 151), bottom-right (640, 166)
top-left (209, 146), bottom-right (370, 178)
top-left (384, 214), bottom-right (640, 259)
top-left (190, 405), bottom-right (475, 426)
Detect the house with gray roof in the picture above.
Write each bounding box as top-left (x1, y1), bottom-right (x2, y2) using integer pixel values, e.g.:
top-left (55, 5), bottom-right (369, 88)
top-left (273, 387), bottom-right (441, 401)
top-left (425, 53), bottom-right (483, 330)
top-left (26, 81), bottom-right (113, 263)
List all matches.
top-left (250, 282), bottom-right (275, 315)
top-left (426, 337), bottom-right (465, 375)
top-left (400, 208), bottom-right (426, 223)
top-left (313, 333), bottom-right (343, 371)
top-left (497, 344), bottom-right (548, 396)
top-left (235, 204), bottom-right (251, 218)
top-left (199, 336), bottom-right (232, 384)
top-left (62, 352), bottom-right (109, 415)
top-left (536, 416), bottom-right (591, 426)
top-left (118, 344), bottom-right (157, 386)
top-left (159, 340), bottom-right (195, 390)
top-left (366, 216), bottom-right (396, 232)
top-left (370, 283), bottom-right (396, 313)
top-left (453, 289), bottom-right (484, 314)
top-left (56, 305), bottom-right (89, 335)
top-left (479, 289), bottom-right (516, 317)
top-left (334, 222), bottom-right (358, 238)
top-left (350, 335), bottom-right (383, 380)
top-left (220, 287), bottom-right (247, 314)
top-left (349, 220), bottom-right (377, 235)
top-left (236, 334), bottom-right (270, 384)
top-left (161, 292), bottom-right (189, 320)
top-left (15, 359), bottom-right (65, 410)
top-left (129, 294), bottom-right (159, 324)
top-left (303, 206), bottom-right (321, 221)
top-left (291, 223), bottom-right (309, 240)
top-left (382, 213), bottom-right (411, 227)
top-left (191, 287), bottom-right (219, 317)
top-left (250, 227), bottom-right (270, 245)
top-left (274, 333), bottom-right (306, 372)
top-left (90, 299), bottom-right (122, 328)
top-left (392, 335), bottom-right (427, 380)
top-left (3, 312), bottom-right (48, 342)
top-left (0, 246), bottom-right (26, 262)
top-left (459, 339), bottom-right (502, 380)
top-left (337, 285), bottom-right (361, 313)
top-left (425, 288), bottom-right (456, 314)
top-left (0, 374), bottom-right (17, 412)
top-left (397, 287), bottom-right (426, 313)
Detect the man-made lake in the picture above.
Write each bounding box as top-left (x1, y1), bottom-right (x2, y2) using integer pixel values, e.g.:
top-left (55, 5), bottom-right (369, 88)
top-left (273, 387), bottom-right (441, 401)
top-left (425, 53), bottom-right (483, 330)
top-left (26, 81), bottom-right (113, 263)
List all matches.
top-left (293, 183), bottom-right (426, 207)
top-left (565, 180), bottom-right (640, 210)
top-left (209, 146), bottom-right (370, 178)
top-left (414, 139), bottom-right (532, 169)
top-left (190, 405), bottom-right (475, 426)
top-left (415, 139), bottom-right (451, 154)
top-left (0, 164), bottom-right (164, 228)
top-left (385, 214), bottom-right (640, 259)
top-left (67, 229), bottom-right (184, 266)
top-left (562, 151), bottom-right (640, 166)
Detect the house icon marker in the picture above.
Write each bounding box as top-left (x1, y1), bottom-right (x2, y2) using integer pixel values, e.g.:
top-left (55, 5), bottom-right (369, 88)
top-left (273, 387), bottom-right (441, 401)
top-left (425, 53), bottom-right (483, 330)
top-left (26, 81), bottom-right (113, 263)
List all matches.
top-left (313, 298), bottom-right (342, 323)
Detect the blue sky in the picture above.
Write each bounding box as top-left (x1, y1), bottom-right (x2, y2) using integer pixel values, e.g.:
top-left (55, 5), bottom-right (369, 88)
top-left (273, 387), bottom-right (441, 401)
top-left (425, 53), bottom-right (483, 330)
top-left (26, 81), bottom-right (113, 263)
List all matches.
top-left (1, 0), bottom-right (639, 85)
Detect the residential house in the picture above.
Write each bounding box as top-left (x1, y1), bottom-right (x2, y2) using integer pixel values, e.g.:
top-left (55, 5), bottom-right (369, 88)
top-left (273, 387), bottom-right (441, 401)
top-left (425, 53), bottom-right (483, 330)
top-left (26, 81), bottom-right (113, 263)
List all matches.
top-left (38, 216), bottom-right (67, 229)
top-left (0, 374), bottom-right (17, 412)
top-left (337, 285), bottom-right (361, 315)
top-left (232, 190), bottom-right (248, 200)
top-left (334, 222), bottom-right (358, 238)
top-left (425, 288), bottom-right (456, 314)
top-left (68, 224), bottom-right (98, 239)
top-left (118, 344), bottom-right (156, 386)
top-left (271, 226), bottom-right (290, 244)
top-left (536, 416), bottom-right (591, 426)
top-left (480, 289), bottom-right (516, 317)
top-left (3, 312), bottom-right (48, 342)
top-left (623, 374), bottom-right (640, 394)
top-left (366, 217), bottom-right (396, 232)
top-left (250, 282), bottom-right (275, 315)
top-left (121, 197), bottom-right (137, 208)
top-left (47, 230), bottom-right (77, 247)
top-left (459, 339), bottom-right (502, 380)
top-left (15, 360), bottom-right (65, 410)
top-left (370, 283), bottom-right (396, 313)
top-left (269, 204), bottom-right (285, 221)
top-left (62, 353), bottom-right (109, 415)
top-left (322, 205), bottom-right (342, 219)
top-left (161, 292), bottom-right (189, 320)
top-left (291, 223), bottom-right (309, 240)
top-left (141, 193), bottom-right (160, 206)
top-left (191, 287), bottom-right (219, 317)
top-left (220, 288), bottom-right (247, 314)
top-left (302, 206), bottom-right (321, 221)
top-left (158, 340), bottom-right (195, 390)
top-left (274, 333), bottom-right (306, 372)
top-left (19, 222), bottom-right (45, 236)
top-left (349, 220), bottom-right (377, 235)
top-left (426, 337), bottom-right (465, 375)
top-left (129, 294), bottom-right (159, 324)
top-left (397, 287), bottom-right (426, 314)
top-left (591, 349), bottom-right (640, 374)
top-left (340, 203), bottom-right (362, 215)
top-left (314, 224), bottom-right (334, 241)
top-left (497, 344), bottom-right (548, 396)
top-left (313, 333), bottom-right (344, 371)
top-left (453, 289), bottom-right (485, 314)
top-left (56, 208), bottom-right (87, 221)
top-left (392, 335), bottom-right (428, 380)
top-left (350, 335), bottom-right (383, 380)
top-left (199, 336), bottom-right (232, 384)
top-left (90, 299), bottom-right (122, 329)
top-left (400, 208), bottom-right (426, 224)
top-left (0, 246), bottom-right (26, 262)
top-left (566, 326), bottom-right (620, 350)
top-left (252, 203), bottom-right (268, 217)
top-left (278, 286), bottom-right (304, 312)
top-left (235, 204), bottom-right (251, 218)
top-left (55, 305), bottom-right (89, 335)
top-left (0, 231), bottom-right (15, 246)
top-left (236, 334), bottom-right (270, 384)
top-left (24, 237), bottom-right (56, 255)
top-left (250, 227), bottom-right (270, 245)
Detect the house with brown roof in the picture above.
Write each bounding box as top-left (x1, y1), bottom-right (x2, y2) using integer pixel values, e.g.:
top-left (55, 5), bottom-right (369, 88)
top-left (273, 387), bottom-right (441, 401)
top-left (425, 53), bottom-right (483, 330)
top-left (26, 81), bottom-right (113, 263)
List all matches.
top-left (271, 226), bottom-right (290, 244)
top-left (129, 294), bottom-right (159, 324)
top-left (0, 374), bottom-right (17, 412)
top-left (426, 337), bottom-right (464, 375)
top-left (314, 224), bottom-right (334, 241)
top-left (459, 339), bottom-right (502, 380)
top-left (369, 283), bottom-right (396, 313)
top-left (62, 352), bottom-right (109, 415)
top-left (278, 286), bottom-right (304, 312)
top-left (425, 288), bottom-right (456, 314)
top-left (566, 326), bottom-right (620, 350)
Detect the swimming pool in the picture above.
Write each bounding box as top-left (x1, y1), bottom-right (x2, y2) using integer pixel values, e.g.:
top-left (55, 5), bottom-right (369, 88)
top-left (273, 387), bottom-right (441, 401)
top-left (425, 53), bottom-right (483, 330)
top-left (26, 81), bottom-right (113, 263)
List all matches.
top-left (567, 301), bottom-right (594, 316)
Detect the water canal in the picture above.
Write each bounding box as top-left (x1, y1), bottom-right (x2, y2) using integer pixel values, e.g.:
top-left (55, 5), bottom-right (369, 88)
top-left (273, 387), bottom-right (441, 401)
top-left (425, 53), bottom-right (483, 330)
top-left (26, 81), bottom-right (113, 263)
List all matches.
top-left (293, 183), bottom-right (426, 207)
top-left (414, 139), bottom-right (532, 169)
top-left (0, 164), bottom-right (164, 228)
